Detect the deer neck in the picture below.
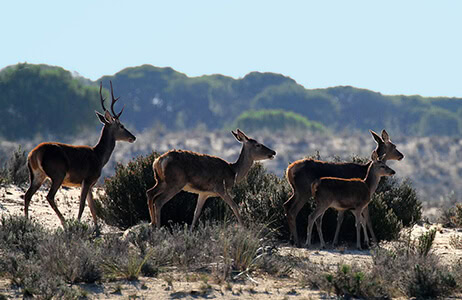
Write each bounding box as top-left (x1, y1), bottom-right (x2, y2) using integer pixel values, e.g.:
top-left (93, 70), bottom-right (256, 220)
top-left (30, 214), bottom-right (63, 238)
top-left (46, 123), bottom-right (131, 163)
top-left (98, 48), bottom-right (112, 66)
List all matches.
top-left (93, 126), bottom-right (116, 167)
top-left (364, 165), bottom-right (381, 197)
top-left (231, 144), bottom-right (254, 183)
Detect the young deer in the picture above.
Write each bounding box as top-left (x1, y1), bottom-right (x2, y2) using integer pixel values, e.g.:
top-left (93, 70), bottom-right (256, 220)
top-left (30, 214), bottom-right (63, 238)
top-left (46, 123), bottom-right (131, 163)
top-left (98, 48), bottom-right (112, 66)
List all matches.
top-left (146, 129), bottom-right (276, 229)
top-left (307, 152), bottom-right (395, 250)
top-left (24, 82), bottom-right (136, 230)
top-left (285, 130), bottom-right (404, 246)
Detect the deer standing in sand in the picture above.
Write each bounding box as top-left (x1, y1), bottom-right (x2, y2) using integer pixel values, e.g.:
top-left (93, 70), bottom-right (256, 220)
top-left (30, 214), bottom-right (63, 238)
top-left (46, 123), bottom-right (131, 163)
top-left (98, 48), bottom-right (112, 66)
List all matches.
top-left (24, 82), bottom-right (136, 230)
top-left (284, 130), bottom-right (404, 246)
top-left (146, 129), bottom-right (276, 229)
top-left (307, 152), bottom-right (395, 249)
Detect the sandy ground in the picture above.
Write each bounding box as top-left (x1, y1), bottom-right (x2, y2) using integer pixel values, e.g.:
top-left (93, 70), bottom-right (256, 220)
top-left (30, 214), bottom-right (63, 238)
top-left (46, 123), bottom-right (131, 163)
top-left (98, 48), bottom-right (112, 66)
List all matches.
top-left (1, 185), bottom-right (461, 299)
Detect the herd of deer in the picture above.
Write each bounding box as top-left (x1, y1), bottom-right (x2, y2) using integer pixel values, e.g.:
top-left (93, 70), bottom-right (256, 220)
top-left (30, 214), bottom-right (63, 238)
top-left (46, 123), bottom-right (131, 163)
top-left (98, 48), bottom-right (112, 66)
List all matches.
top-left (23, 82), bottom-right (404, 249)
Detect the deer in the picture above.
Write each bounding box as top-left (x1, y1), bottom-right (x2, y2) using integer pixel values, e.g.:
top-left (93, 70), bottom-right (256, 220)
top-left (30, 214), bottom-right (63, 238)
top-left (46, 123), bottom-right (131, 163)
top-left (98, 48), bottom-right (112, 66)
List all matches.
top-left (24, 81), bottom-right (136, 231)
top-left (146, 129), bottom-right (276, 229)
top-left (306, 152), bottom-right (395, 250)
top-left (284, 129), bottom-right (404, 247)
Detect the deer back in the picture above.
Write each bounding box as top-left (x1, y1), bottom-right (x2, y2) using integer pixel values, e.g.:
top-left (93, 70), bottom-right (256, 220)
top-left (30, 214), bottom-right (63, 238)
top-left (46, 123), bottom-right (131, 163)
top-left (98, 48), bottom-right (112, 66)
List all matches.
top-left (29, 142), bottom-right (103, 187)
top-left (154, 150), bottom-right (236, 192)
top-left (312, 177), bottom-right (371, 210)
top-left (288, 159), bottom-right (370, 189)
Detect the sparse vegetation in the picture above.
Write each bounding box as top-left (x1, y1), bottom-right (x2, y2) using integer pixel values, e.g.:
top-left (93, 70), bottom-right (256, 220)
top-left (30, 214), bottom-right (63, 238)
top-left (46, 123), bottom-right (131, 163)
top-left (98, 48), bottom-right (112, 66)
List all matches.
top-left (301, 229), bottom-right (461, 299)
top-left (0, 216), bottom-right (294, 298)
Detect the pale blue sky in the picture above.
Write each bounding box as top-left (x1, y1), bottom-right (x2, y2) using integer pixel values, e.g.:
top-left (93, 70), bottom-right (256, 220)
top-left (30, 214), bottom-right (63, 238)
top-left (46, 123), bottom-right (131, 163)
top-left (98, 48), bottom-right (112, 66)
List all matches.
top-left (1, 1), bottom-right (461, 97)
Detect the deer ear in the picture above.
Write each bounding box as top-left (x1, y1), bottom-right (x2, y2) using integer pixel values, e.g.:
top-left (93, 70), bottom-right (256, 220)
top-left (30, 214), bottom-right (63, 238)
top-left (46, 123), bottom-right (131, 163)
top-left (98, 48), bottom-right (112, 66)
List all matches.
top-left (95, 111), bottom-right (108, 125)
top-left (371, 151), bottom-right (379, 161)
top-left (231, 130), bottom-right (241, 141)
top-left (381, 129), bottom-right (390, 142)
top-left (370, 130), bottom-right (383, 144)
top-left (232, 129), bottom-right (249, 142)
top-left (104, 110), bottom-right (114, 123)
top-left (236, 129), bottom-right (249, 142)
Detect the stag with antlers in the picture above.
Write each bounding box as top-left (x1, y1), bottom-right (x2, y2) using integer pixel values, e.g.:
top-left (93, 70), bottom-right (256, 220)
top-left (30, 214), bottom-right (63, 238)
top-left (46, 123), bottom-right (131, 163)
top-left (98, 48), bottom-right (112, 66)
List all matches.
top-left (24, 82), bottom-right (136, 231)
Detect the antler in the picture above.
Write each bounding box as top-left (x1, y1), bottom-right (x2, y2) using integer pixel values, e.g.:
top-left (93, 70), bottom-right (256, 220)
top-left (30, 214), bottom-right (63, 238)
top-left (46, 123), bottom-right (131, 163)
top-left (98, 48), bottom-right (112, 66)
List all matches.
top-left (99, 82), bottom-right (107, 112)
top-left (110, 81), bottom-right (124, 119)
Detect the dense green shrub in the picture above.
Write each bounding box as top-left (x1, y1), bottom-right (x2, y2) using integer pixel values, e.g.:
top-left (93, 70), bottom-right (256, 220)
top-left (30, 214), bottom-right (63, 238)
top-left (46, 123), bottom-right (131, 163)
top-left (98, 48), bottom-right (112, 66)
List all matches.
top-left (374, 177), bottom-right (422, 227)
top-left (231, 163), bottom-right (291, 238)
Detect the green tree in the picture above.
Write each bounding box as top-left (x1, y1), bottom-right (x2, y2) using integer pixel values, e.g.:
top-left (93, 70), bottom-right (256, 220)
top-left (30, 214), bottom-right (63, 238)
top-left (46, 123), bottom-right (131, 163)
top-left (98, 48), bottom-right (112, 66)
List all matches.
top-left (0, 63), bottom-right (101, 140)
top-left (233, 109), bottom-right (327, 132)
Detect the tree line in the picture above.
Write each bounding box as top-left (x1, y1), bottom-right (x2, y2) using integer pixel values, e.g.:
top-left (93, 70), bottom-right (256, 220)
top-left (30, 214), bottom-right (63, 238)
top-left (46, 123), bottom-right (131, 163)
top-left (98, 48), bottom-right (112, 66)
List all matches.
top-left (1, 63), bottom-right (462, 141)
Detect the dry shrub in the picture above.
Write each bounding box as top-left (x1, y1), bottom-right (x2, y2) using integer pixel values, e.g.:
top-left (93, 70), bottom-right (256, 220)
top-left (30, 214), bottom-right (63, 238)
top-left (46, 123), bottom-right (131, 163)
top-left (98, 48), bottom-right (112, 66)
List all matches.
top-left (0, 146), bottom-right (29, 187)
top-left (301, 229), bottom-right (461, 299)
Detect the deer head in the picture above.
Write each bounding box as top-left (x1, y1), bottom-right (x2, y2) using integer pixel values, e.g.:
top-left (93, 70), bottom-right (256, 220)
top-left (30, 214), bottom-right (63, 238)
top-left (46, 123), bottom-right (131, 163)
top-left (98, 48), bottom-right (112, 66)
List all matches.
top-left (370, 129), bottom-right (403, 162)
top-left (96, 81), bottom-right (136, 143)
top-left (370, 151), bottom-right (396, 177)
top-left (231, 129), bottom-right (276, 161)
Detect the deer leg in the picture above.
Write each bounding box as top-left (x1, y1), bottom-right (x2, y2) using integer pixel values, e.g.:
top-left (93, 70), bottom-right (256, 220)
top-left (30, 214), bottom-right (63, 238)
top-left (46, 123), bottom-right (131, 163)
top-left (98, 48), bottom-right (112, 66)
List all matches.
top-left (362, 206), bottom-right (377, 244)
top-left (305, 204), bottom-right (328, 248)
top-left (315, 212), bottom-right (326, 249)
top-left (332, 211), bottom-right (345, 247)
top-left (85, 185), bottom-right (99, 232)
top-left (146, 181), bottom-right (166, 226)
top-left (46, 176), bottom-right (66, 226)
top-left (361, 214), bottom-right (370, 248)
top-left (24, 170), bottom-right (46, 219)
top-left (218, 190), bottom-right (243, 225)
top-left (352, 209), bottom-right (363, 250)
top-left (287, 190), bottom-right (310, 247)
top-left (191, 193), bottom-right (210, 230)
top-left (152, 185), bottom-right (183, 229)
top-left (77, 181), bottom-right (92, 221)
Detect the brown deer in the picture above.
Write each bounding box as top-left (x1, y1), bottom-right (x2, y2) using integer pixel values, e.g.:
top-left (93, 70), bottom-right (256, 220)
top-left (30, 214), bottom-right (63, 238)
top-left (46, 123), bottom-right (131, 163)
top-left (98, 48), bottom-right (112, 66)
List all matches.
top-left (24, 82), bottom-right (136, 230)
top-left (307, 152), bottom-right (395, 250)
top-left (146, 129), bottom-right (276, 229)
top-left (284, 130), bottom-right (404, 246)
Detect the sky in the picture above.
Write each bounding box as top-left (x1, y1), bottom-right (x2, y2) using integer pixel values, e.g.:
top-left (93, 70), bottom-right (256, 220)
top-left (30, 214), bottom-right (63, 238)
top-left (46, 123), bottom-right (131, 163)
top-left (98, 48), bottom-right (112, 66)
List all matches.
top-left (1, 1), bottom-right (461, 97)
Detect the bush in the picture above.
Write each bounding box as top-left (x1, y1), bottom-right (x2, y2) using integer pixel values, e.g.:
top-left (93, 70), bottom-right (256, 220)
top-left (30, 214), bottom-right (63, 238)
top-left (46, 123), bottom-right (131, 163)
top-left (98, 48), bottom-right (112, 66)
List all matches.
top-left (373, 177), bottom-right (422, 228)
top-left (442, 202), bottom-right (462, 228)
top-left (301, 229), bottom-right (460, 299)
top-left (371, 233), bottom-right (459, 299)
top-left (122, 221), bottom-right (280, 281)
top-left (232, 163), bottom-right (292, 238)
top-left (0, 146), bottom-right (29, 187)
top-left (0, 217), bottom-right (100, 298)
top-left (0, 215), bottom-right (47, 259)
top-left (37, 220), bottom-right (102, 284)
